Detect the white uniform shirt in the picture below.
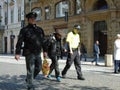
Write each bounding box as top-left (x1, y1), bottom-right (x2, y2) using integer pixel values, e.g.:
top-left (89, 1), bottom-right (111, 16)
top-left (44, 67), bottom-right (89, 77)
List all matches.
top-left (114, 39), bottom-right (120, 60)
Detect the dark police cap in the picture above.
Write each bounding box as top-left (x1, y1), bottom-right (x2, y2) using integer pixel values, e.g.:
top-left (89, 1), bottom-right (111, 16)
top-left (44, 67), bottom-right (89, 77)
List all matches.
top-left (26, 12), bottom-right (37, 19)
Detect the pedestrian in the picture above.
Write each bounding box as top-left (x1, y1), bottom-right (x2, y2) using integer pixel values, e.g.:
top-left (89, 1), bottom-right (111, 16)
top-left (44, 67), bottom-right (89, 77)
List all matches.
top-left (80, 43), bottom-right (87, 61)
top-left (15, 12), bottom-right (47, 90)
top-left (61, 24), bottom-right (85, 80)
top-left (91, 40), bottom-right (100, 66)
top-left (47, 32), bottom-right (63, 82)
top-left (114, 34), bottom-right (120, 74)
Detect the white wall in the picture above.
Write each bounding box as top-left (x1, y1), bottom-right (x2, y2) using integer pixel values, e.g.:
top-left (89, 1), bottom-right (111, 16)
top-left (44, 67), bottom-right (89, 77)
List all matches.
top-left (1, 0), bottom-right (25, 54)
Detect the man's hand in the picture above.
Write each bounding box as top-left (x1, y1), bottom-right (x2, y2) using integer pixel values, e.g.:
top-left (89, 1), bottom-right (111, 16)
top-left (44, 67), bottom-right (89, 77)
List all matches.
top-left (64, 49), bottom-right (67, 52)
top-left (15, 54), bottom-right (20, 61)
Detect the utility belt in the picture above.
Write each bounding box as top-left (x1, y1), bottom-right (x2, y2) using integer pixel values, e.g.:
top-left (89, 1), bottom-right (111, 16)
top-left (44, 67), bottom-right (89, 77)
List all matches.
top-left (72, 48), bottom-right (78, 51)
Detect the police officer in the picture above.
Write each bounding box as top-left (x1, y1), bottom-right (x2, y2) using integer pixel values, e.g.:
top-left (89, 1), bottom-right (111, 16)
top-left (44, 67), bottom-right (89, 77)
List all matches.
top-left (15, 12), bottom-right (47, 90)
top-left (61, 24), bottom-right (85, 80)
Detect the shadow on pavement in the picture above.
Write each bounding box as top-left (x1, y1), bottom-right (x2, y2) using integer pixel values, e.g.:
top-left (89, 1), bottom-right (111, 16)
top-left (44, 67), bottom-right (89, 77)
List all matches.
top-left (0, 74), bottom-right (26, 90)
top-left (0, 74), bottom-right (113, 90)
top-left (70, 86), bottom-right (113, 90)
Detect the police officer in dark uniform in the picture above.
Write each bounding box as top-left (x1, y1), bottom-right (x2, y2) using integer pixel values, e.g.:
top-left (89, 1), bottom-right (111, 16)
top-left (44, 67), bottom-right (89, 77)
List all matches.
top-left (15, 12), bottom-right (47, 90)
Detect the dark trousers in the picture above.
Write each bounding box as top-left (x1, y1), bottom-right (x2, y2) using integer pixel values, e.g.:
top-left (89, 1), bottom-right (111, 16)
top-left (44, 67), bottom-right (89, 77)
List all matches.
top-left (48, 55), bottom-right (60, 78)
top-left (114, 60), bottom-right (120, 73)
top-left (62, 50), bottom-right (83, 77)
top-left (25, 53), bottom-right (42, 87)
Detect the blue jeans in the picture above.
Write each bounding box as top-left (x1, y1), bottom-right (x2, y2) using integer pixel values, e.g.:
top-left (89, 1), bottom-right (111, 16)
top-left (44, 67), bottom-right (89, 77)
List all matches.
top-left (92, 53), bottom-right (99, 64)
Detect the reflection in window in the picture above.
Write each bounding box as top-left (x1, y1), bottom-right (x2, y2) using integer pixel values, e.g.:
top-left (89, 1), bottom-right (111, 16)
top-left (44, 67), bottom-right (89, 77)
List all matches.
top-left (76, 0), bottom-right (81, 14)
top-left (56, 1), bottom-right (69, 18)
top-left (45, 7), bottom-right (50, 20)
top-left (32, 8), bottom-right (41, 21)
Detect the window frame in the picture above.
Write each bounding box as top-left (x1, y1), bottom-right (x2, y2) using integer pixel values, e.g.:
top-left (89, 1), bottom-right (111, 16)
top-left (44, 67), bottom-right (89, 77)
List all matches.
top-left (55, 1), bottom-right (69, 18)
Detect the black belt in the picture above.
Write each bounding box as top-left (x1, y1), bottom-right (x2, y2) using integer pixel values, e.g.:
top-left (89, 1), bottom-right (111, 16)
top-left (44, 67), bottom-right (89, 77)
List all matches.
top-left (72, 48), bottom-right (78, 51)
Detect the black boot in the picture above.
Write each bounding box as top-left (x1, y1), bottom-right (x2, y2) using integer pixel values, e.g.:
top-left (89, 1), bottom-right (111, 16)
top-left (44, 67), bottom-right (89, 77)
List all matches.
top-left (77, 76), bottom-right (85, 80)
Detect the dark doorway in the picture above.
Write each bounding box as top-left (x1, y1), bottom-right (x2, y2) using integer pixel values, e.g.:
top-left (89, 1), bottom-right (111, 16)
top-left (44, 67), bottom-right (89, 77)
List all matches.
top-left (4, 37), bottom-right (7, 53)
top-left (93, 0), bottom-right (108, 10)
top-left (94, 21), bottom-right (107, 56)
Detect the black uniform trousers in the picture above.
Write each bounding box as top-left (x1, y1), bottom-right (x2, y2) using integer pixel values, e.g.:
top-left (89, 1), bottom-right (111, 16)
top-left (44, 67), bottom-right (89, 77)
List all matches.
top-left (48, 55), bottom-right (60, 78)
top-left (62, 49), bottom-right (83, 77)
top-left (25, 53), bottom-right (42, 87)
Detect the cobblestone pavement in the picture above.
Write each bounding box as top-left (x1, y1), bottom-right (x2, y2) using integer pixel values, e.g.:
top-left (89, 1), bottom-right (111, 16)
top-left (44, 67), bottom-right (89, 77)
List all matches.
top-left (0, 55), bottom-right (120, 90)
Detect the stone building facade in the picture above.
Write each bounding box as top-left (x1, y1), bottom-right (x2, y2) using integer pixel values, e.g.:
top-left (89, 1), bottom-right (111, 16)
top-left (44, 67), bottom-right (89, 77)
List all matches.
top-left (24, 0), bottom-right (120, 57)
top-left (0, 0), bottom-right (24, 54)
top-left (0, 0), bottom-right (119, 56)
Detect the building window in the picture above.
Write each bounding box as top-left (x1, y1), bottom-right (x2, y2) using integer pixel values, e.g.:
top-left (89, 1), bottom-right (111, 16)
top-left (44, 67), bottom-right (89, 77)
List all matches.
top-left (32, 7), bottom-right (41, 21)
top-left (11, 9), bottom-right (14, 23)
top-left (75, 0), bottom-right (81, 14)
top-left (93, 0), bottom-right (108, 10)
top-left (45, 6), bottom-right (50, 20)
top-left (56, 1), bottom-right (69, 18)
top-left (18, 7), bottom-right (21, 22)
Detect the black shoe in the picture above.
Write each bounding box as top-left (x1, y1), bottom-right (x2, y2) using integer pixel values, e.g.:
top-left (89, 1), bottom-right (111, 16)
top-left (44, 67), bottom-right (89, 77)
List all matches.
top-left (96, 64), bottom-right (99, 66)
top-left (62, 74), bottom-right (66, 78)
top-left (114, 71), bottom-right (119, 74)
top-left (91, 61), bottom-right (94, 64)
top-left (25, 79), bottom-right (27, 82)
top-left (62, 71), bottom-right (66, 78)
top-left (77, 76), bottom-right (85, 80)
top-left (27, 87), bottom-right (35, 90)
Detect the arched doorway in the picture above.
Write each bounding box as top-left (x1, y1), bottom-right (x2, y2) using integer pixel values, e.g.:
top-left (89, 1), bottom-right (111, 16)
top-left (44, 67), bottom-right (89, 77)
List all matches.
top-left (93, 0), bottom-right (108, 10)
top-left (94, 21), bottom-right (107, 56)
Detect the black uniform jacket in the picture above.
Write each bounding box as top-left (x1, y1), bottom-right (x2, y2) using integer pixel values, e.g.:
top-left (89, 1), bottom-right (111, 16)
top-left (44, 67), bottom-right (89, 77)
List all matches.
top-left (15, 24), bottom-right (46, 56)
